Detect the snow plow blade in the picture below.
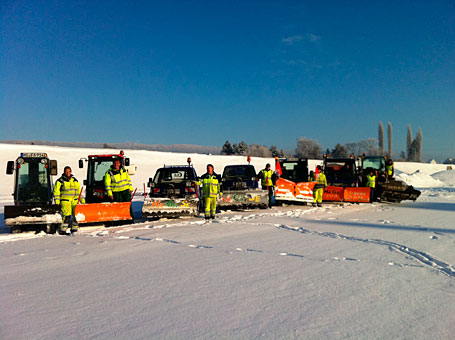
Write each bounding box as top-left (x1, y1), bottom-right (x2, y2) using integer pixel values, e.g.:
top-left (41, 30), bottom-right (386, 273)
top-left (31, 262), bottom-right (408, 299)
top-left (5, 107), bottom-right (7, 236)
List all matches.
top-left (218, 190), bottom-right (269, 209)
top-left (75, 202), bottom-right (132, 224)
top-left (4, 204), bottom-right (62, 226)
top-left (378, 180), bottom-right (421, 203)
top-left (142, 198), bottom-right (199, 218)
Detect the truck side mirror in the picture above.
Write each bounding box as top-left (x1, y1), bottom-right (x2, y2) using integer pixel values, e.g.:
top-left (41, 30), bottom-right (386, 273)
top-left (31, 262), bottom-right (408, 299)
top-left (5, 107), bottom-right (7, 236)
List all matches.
top-left (6, 161), bottom-right (14, 175)
top-left (49, 160), bottom-right (58, 176)
top-left (124, 158), bottom-right (130, 166)
top-left (79, 160), bottom-right (84, 168)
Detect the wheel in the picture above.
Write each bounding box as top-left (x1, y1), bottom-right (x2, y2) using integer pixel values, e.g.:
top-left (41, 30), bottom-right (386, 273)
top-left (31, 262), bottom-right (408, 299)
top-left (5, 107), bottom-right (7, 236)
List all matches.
top-left (46, 224), bottom-right (58, 234)
top-left (10, 226), bottom-right (22, 234)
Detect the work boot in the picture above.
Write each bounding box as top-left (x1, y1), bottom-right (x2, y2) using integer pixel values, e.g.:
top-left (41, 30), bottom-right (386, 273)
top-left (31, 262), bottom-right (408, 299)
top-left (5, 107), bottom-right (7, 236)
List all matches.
top-left (312, 203), bottom-right (317, 207)
top-left (210, 215), bottom-right (215, 220)
top-left (317, 203), bottom-right (322, 207)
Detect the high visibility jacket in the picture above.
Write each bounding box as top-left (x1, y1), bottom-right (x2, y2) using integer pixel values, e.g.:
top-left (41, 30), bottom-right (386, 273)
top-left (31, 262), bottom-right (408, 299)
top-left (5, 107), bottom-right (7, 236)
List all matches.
top-left (259, 169), bottom-right (274, 187)
top-left (105, 167), bottom-right (133, 197)
top-left (366, 174), bottom-right (376, 188)
top-left (198, 173), bottom-right (221, 198)
top-left (314, 173), bottom-right (327, 189)
top-left (386, 164), bottom-right (393, 176)
top-left (54, 175), bottom-right (83, 205)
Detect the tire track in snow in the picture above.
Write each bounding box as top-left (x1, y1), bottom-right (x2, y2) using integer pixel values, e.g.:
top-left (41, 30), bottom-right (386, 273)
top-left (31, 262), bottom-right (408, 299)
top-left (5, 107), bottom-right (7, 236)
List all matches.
top-left (275, 224), bottom-right (455, 278)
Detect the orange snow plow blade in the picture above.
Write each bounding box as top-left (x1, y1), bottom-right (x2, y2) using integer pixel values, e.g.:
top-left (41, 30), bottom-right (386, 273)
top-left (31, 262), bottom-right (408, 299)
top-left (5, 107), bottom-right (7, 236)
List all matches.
top-left (74, 202), bottom-right (132, 224)
top-left (344, 187), bottom-right (371, 203)
top-left (323, 186), bottom-right (344, 202)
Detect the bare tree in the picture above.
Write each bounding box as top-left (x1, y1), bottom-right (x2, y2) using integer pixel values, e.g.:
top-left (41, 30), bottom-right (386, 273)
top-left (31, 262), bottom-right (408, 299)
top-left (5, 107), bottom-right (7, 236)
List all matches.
top-left (331, 144), bottom-right (349, 158)
top-left (378, 122), bottom-right (384, 155)
top-left (295, 137), bottom-right (323, 159)
top-left (406, 124), bottom-right (413, 160)
top-left (416, 128), bottom-right (423, 162)
top-left (387, 122), bottom-right (392, 158)
top-left (248, 144), bottom-right (272, 157)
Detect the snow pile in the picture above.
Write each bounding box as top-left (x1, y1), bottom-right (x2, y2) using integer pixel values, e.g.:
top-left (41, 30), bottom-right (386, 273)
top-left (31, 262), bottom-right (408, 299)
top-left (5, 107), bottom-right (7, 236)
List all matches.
top-left (432, 170), bottom-right (455, 187)
top-left (396, 169), bottom-right (455, 188)
top-left (396, 170), bottom-right (445, 188)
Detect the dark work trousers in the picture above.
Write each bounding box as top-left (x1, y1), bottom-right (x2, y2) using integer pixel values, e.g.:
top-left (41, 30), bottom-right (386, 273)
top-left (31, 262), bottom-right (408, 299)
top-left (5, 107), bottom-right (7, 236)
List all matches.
top-left (113, 189), bottom-right (131, 202)
top-left (262, 185), bottom-right (274, 208)
top-left (369, 187), bottom-right (375, 203)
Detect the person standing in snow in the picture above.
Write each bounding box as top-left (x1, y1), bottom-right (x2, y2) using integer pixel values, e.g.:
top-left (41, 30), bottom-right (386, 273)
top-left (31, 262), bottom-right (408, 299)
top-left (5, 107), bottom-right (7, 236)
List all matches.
top-left (385, 159), bottom-right (394, 181)
top-left (312, 165), bottom-right (327, 207)
top-left (54, 166), bottom-right (84, 234)
top-left (366, 169), bottom-right (376, 203)
top-left (105, 159), bottom-right (133, 202)
top-left (198, 164), bottom-right (222, 220)
top-left (258, 163), bottom-right (277, 208)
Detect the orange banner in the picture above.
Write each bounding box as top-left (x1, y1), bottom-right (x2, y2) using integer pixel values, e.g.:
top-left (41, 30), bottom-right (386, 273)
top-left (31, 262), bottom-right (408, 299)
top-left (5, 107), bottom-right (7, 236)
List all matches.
top-left (275, 178), bottom-right (296, 201)
top-left (295, 182), bottom-right (316, 202)
top-left (344, 187), bottom-right (371, 203)
top-left (322, 186), bottom-right (344, 202)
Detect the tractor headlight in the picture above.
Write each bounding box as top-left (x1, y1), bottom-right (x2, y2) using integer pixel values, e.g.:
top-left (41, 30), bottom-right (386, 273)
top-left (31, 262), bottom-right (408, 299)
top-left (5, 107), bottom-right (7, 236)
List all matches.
top-left (17, 158), bottom-right (24, 164)
top-left (41, 158), bottom-right (48, 164)
top-left (186, 181), bottom-right (192, 187)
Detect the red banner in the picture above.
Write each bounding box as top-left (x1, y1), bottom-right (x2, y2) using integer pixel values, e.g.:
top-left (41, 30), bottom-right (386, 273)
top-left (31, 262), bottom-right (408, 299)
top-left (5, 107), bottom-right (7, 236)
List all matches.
top-left (322, 186), bottom-right (344, 202)
top-left (344, 187), bottom-right (371, 203)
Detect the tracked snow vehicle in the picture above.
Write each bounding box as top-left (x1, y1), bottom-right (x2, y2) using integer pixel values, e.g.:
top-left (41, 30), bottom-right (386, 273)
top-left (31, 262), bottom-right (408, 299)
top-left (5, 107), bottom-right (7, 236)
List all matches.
top-left (142, 159), bottom-right (199, 218)
top-left (4, 152), bottom-right (61, 233)
top-left (218, 164), bottom-right (268, 209)
top-left (360, 156), bottom-right (421, 202)
top-left (76, 151), bottom-right (135, 224)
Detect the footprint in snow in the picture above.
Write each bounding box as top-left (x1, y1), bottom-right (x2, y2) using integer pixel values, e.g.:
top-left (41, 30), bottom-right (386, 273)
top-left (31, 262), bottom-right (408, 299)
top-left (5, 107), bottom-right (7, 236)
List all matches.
top-left (378, 219), bottom-right (392, 224)
top-left (430, 235), bottom-right (438, 240)
top-left (333, 257), bottom-right (359, 262)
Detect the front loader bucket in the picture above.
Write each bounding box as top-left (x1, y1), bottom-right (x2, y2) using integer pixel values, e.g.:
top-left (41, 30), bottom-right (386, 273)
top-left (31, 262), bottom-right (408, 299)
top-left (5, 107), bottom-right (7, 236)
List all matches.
top-left (218, 190), bottom-right (269, 209)
top-left (75, 202), bottom-right (132, 224)
top-left (142, 198), bottom-right (199, 218)
top-left (4, 204), bottom-right (62, 226)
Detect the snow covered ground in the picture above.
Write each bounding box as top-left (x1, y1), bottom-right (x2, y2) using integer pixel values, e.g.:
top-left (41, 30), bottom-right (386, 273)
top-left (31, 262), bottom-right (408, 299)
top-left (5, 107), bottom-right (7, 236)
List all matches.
top-left (1, 143), bottom-right (455, 339)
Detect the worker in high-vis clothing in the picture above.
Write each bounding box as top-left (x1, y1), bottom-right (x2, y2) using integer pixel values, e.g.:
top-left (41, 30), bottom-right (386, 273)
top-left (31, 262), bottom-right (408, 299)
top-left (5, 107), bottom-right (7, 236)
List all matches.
top-left (366, 169), bottom-right (376, 203)
top-left (54, 166), bottom-right (84, 234)
top-left (105, 159), bottom-right (133, 202)
top-left (258, 163), bottom-right (277, 208)
top-left (198, 164), bottom-right (222, 220)
top-left (312, 165), bottom-right (327, 207)
top-left (385, 159), bottom-right (394, 180)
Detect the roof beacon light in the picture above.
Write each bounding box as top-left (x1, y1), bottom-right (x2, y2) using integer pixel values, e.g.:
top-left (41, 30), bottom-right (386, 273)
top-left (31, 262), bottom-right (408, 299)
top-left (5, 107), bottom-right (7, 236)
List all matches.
top-left (120, 150), bottom-right (125, 156)
top-left (247, 156), bottom-right (251, 164)
top-left (187, 157), bottom-right (192, 166)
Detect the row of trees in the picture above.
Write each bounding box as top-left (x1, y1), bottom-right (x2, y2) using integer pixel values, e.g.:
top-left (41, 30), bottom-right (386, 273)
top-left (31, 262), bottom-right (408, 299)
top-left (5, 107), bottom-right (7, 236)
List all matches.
top-left (222, 123), bottom-right (424, 162)
top-left (221, 140), bottom-right (286, 158)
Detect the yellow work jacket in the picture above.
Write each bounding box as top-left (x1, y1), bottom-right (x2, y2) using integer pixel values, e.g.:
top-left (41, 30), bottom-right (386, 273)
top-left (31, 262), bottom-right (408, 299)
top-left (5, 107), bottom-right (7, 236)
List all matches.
top-left (259, 169), bottom-right (274, 187)
top-left (105, 167), bottom-right (133, 197)
top-left (366, 174), bottom-right (376, 188)
top-left (386, 165), bottom-right (393, 176)
top-left (54, 175), bottom-right (83, 205)
top-left (199, 173), bottom-right (221, 198)
top-left (314, 172), bottom-right (327, 189)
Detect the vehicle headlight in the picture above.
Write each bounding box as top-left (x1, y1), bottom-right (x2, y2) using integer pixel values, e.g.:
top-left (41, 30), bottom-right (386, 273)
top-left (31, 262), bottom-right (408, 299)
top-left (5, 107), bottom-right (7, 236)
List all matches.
top-left (41, 158), bottom-right (48, 164)
top-left (17, 158), bottom-right (24, 164)
top-left (186, 181), bottom-right (192, 187)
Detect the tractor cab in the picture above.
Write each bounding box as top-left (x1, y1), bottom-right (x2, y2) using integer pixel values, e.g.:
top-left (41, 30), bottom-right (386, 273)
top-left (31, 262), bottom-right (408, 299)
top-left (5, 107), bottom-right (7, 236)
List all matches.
top-left (323, 156), bottom-right (359, 187)
top-left (4, 152), bottom-right (60, 233)
top-left (360, 156), bottom-right (387, 184)
top-left (79, 151), bottom-right (130, 203)
top-left (278, 158), bottom-right (309, 183)
top-left (7, 153), bottom-right (58, 205)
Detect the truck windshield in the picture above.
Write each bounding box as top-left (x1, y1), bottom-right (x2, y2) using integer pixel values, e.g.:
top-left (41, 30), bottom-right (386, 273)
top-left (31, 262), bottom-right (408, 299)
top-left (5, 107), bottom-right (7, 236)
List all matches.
top-left (363, 158), bottom-right (385, 171)
top-left (88, 160), bottom-right (114, 186)
top-left (17, 158), bottom-right (50, 204)
top-left (223, 166), bottom-right (256, 179)
top-left (154, 168), bottom-right (195, 184)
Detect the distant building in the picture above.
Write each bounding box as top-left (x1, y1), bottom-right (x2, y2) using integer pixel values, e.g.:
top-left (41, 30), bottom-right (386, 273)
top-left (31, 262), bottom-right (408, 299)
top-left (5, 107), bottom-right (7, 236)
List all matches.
top-left (443, 158), bottom-right (455, 165)
top-left (429, 159), bottom-right (437, 164)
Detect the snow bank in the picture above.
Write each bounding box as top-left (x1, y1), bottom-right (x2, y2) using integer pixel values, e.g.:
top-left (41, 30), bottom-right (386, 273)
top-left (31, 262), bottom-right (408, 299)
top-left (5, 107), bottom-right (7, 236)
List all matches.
top-left (432, 170), bottom-right (455, 187)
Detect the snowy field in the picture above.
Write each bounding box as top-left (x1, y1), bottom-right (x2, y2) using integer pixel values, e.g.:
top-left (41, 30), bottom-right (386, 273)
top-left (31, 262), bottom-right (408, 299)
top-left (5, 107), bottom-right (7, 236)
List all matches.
top-left (1, 143), bottom-right (455, 340)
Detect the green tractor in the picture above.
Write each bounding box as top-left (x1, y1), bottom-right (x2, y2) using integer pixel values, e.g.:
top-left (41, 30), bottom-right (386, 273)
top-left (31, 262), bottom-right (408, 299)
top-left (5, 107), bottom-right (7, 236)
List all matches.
top-left (360, 156), bottom-right (421, 202)
top-left (4, 152), bottom-right (61, 233)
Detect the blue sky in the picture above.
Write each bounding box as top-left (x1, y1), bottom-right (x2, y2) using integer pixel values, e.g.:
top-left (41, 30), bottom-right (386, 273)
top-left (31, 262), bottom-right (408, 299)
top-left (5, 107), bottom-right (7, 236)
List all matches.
top-left (1, 1), bottom-right (454, 160)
